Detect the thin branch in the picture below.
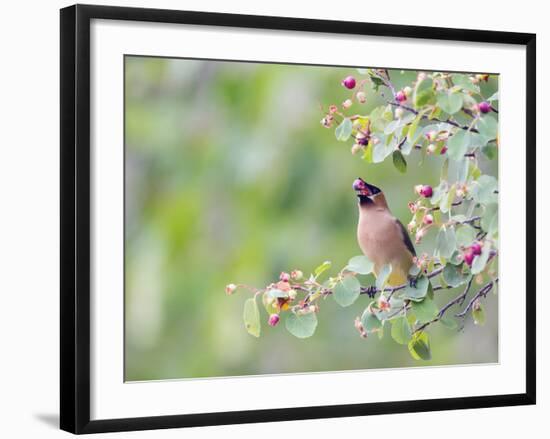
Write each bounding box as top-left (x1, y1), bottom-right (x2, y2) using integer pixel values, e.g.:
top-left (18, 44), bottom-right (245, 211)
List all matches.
top-left (413, 278), bottom-right (473, 334)
top-left (455, 278), bottom-right (498, 318)
top-left (387, 102), bottom-right (480, 134)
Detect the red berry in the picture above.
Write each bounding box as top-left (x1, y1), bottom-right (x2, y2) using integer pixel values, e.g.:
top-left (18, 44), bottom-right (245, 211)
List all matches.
top-left (395, 91), bottom-right (407, 103)
top-left (464, 250), bottom-right (475, 267)
top-left (471, 242), bottom-right (482, 256)
top-left (420, 185), bottom-right (433, 198)
top-left (342, 76), bottom-right (356, 89)
top-left (268, 314), bottom-right (280, 327)
top-left (478, 101), bottom-right (491, 113)
top-left (440, 145), bottom-right (448, 155)
top-left (353, 178), bottom-right (367, 191)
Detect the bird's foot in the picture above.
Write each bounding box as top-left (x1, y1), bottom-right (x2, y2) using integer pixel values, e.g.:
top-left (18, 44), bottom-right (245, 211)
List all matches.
top-left (408, 274), bottom-right (420, 288)
top-left (365, 286), bottom-right (377, 298)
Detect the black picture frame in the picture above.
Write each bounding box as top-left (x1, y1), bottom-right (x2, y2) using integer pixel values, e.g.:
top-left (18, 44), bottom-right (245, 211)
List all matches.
top-left (60, 4), bottom-right (536, 434)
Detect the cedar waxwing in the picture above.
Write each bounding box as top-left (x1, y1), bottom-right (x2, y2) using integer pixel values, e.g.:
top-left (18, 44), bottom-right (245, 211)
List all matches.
top-left (353, 177), bottom-right (416, 287)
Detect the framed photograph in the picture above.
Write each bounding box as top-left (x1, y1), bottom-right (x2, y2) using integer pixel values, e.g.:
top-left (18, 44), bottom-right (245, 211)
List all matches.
top-left (60, 4), bottom-right (536, 434)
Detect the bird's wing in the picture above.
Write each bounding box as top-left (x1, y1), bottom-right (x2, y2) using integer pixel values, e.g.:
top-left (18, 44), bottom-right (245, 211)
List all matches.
top-left (395, 218), bottom-right (416, 257)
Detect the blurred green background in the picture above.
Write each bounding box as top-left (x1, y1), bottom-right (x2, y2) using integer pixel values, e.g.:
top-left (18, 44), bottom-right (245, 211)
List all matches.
top-left (125, 56), bottom-right (498, 381)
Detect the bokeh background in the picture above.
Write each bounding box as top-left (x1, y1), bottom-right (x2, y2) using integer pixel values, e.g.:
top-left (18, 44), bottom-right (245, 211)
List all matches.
top-left (125, 56), bottom-right (498, 381)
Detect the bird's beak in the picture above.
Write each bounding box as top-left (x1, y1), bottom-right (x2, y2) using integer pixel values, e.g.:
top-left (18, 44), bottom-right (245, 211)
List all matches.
top-left (352, 177), bottom-right (380, 197)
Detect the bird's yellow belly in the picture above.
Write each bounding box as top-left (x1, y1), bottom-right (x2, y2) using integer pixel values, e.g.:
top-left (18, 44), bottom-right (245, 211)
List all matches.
top-left (360, 235), bottom-right (412, 286)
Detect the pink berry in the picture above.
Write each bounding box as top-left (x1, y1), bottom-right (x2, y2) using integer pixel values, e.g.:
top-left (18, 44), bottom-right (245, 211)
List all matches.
top-left (395, 91), bottom-right (407, 103)
top-left (464, 250), bottom-right (475, 267)
top-left (423, 214), bottom-right (434, 225)
top-left (279, 272), bottom-right (290, 282)
top-left (420, 185), bottom-right (433, 198)
top-left (440, 145), bottom-right (448, 155)
top-left (342, 76), bottom-right (356, 89)
top-left (342, 99), bottom-right (353, 109)
top-left (471, 242), bottom-right (482, 256)
top-left (268, 314), bottom-right (280, 327)
top-left (478, 101), bottom-right (491, 113)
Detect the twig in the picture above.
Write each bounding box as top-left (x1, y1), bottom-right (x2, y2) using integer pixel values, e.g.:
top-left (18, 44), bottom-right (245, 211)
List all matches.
top-left (455, 278), bottom-right (498, 318)
top-left (387, 102), bottom-right (480, 134)
top-left (413, 278), bottom-right (473, 334)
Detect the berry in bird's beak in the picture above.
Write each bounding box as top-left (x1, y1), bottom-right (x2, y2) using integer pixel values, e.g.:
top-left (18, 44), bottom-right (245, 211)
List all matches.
top-left (353, 178), bottom-right (382, 197)
top-left (352, 178), bottom-right (369, 196)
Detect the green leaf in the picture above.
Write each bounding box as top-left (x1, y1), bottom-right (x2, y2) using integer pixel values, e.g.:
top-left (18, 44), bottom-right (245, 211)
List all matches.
top-left (243, 298), bottom-right (261, 337)
top-left (470, 162), bottom-right (482, 180)
top-left (436, 226), bottom-right (457, 259)
top-left (361, 308), bottom-right (383, 333)
top-left (471, 175), bottom-right (498, 205)
top-left (376, 297), bottom-right (405, 321)
top-left (391, 317), bottom-right (412, 345)
top-left (368, 73), bottom-right (386, 91)
top-left (403, 276), bottom-right (429, 301)
top-left (471, 242), bottom-right (492, 275)
top-left (411, 297), bottom-right (439, 323)
top-left (335, 118), bottom-right (353, 141)
top-left (472, 302), bottom-right (486, 326)
top-left (314, 261), bottom-right (332, 278)
top-left (369, 105), bottom-right (391, 132)
top-left (347, 255), bottom-right (374, 274)
top-left (285, 312), bottom-right (318, 338)
top-left (333, 276), bottom-right (361, 307)
top-left (407, 113), bottom-right (423, 144)
top-left (409, 264), bottom-right (421, 277)
top-left (440, 316), bottom-right (458, 330)
top-left (362, 142), bottom-right (374, 163)
top-left (430, 182), bottom-right (447, 206)
top-left (481, 203), bottom-right (498, 235)
top-left (376, 264), bottom-right (392, 291)
top-left (372, 136), bottom-right (395, 163)
top-left (455, 224), bottom-right (477, 248)
top-left (482, 142), bottom-right (498, 160)
top-left (447, 130), bottom-right (469, 161)
top-left (477, 114), bottom-right (498, 139)
top-left (415, 89), bottom-right (435, 108)
top-left (408, 332), bottom-right (432, 360)
top-left (384, 119), bottom-right (401, 135)
top-left (440, 185), bottom-right (457, 214)
top-left (441, 158), bottom-right (449, 182)
top-left (437, 92), bottom-right (463, 115)
top-left (452, 74), bottom-right (480, 93)
top-left (444, 264), bottom-right (471, 288)
top-left (456, 157), bottom-right (470, 184)
top-left (392, 150), bottom-right (407, 173)
top-left (414, 78), bottom-right (435, 108)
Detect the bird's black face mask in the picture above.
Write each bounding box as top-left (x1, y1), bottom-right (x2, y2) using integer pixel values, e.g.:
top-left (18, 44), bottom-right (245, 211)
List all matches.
top-left (352, 177), bottom-right (381, 205)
